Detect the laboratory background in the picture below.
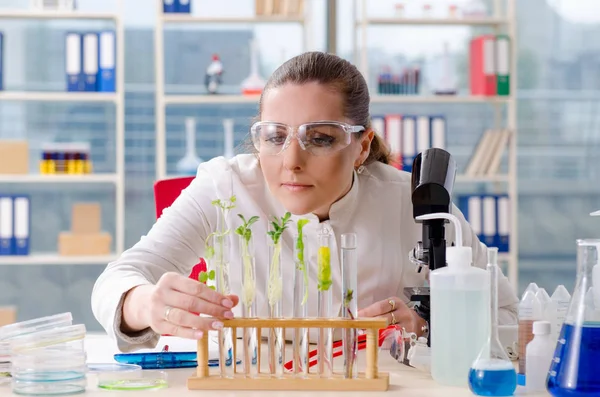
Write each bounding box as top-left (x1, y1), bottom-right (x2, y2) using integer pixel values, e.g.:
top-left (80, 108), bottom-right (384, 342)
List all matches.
top-left (0, 0), bottom-right (597, 334)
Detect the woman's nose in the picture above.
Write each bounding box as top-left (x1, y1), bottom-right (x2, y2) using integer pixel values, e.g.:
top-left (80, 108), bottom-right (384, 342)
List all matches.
top-left (282, 136), bottom-right (306, 171)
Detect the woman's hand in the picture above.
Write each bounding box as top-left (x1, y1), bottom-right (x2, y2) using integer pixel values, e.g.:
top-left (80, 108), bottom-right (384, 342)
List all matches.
top-left (357, 296), bottom-right (426, 337)
top-left (122, 272), bottom-right (239, 339)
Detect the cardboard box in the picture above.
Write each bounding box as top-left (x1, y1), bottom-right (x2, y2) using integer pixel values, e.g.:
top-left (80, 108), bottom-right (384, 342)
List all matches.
top-left (0, 306), bottom-right (16, 326)
top-left (58, 232), bottom-right (111, 256)
top-left (71, 203), bottom-right (101, 234)
top-left (0, 141), bottom-right (29, 174)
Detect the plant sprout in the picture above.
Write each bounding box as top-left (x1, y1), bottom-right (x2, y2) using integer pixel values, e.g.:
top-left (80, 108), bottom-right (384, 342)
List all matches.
top-left (198, 195), bottom-right (236, 290)
top-left (235, 214), bottom-right (259, 309)
top-left (317, 244), bottom-right (332, 292)
top-left (295, 218), bottom-right (310, 305)
top-left (343, 289), bottom-right (355, 319)
top-left (267, 212), bottom-right (291, 308)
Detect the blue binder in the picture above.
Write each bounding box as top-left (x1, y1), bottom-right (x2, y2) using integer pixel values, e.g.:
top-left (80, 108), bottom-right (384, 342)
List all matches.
top-left (457, 195), bottom-right (483, 243)
top-left (429, 115), bottom-right (446, 150)
top-left (0, 196), bottom-right (13, 255)
top-left (65, 32), bottom-right (83, 92)
top-left (401, 115), bottom-right (417, 173)
top-left (177, 0), bottom-right (191, 13)
top-left (0, 32), bottom-right (4, 91)
top-left (83, 32), bottom-right (99, 92)
top-left (12, 195), bottom-right (30, 256)
top-left (496, 194), bottom-right (510, 252)
top-left (97, 31), bottom-right (116, 92)
top-left (163, 0), bottom-right (176, 13)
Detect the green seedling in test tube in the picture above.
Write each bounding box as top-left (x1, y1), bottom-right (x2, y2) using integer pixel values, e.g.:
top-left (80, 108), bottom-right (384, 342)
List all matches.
top-left (295, 219), bottom-right (310, 305)
top-left (267, 211), bottom-right (291, 378)
top-left (235, 214), bottom-right (259, 309)
top-left (198, 196), bottom-right (236, 291)
top-left (267, 212), bottom-right (291, 308)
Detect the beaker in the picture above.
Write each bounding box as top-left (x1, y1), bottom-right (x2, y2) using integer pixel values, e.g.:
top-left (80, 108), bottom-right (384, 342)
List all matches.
top-left (469, 247), bottom-right (517, 396)
top-left (547, 239), bottom-right (600, 396)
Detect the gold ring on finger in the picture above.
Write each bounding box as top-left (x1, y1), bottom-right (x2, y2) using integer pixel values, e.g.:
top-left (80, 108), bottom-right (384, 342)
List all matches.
top-left (164, 305), bottom-right (173, 322)
top-left (388, 299), bottom-right (396, 312)
top-left (390, 311), bottom-right (397, 325)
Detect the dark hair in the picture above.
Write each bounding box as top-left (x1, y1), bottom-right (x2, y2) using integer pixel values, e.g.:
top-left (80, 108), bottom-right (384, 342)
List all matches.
top-left (248, 51), bottom-right (390, 165)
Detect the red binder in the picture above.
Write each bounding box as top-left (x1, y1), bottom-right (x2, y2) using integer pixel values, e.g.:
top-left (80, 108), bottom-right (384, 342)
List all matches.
top-left (469, 35), bottom-right (497, 96)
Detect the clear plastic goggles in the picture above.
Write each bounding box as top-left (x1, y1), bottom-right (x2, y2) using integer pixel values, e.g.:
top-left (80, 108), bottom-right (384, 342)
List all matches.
top-left (250, 121), bottom-right (365, 156)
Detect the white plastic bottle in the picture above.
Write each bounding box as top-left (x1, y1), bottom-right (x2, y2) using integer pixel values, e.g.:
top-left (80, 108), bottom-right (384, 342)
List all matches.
top-left (416, 212), bottom-right (491, 387)
top-left (525, 321), bottom-right (555, 392)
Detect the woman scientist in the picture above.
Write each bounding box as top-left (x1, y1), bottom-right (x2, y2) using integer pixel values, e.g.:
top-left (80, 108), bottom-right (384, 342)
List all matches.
top-left (91, 52), bottom-right (519, 352)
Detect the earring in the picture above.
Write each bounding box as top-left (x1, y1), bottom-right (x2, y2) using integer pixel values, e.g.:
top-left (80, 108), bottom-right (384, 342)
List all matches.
top-left (357, 165), bottom-right (365, 174)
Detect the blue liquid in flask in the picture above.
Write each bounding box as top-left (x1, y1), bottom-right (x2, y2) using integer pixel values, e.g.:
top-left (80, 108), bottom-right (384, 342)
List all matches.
top-left (547, 323), bottom-right (600, 396)
top-left (468, 359), bottom-right (517, 397)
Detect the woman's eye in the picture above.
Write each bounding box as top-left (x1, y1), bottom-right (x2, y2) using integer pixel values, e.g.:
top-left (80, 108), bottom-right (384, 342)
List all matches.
top-left (309, 134), bottom-right (336, 146)
top-left (264, 135), bottom-right (286, 145)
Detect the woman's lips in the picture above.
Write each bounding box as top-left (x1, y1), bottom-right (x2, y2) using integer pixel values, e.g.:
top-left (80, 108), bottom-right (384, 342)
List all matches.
top-left (282, 183), bottom-right (313, 192)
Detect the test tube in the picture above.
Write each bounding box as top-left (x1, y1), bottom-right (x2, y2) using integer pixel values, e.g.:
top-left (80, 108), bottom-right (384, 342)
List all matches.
top-left (239, 232), bottom-right (258, 378)
top-left (215, 211), bottom-right (234, 379)
top-left (293, 228), bottom-right (310, 377)
top-left (267, 225), bottom-right (284, 378)
top-left (317, 225), bottom-right (333, 378)
top-left (341, 233), bottom-right (358, 379)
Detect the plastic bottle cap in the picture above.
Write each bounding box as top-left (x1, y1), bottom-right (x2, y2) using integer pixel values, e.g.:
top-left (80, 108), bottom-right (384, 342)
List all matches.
top-left (532, 320), bottom-right (551, 335)
top-left (446, 246), bottom-right (472, 268)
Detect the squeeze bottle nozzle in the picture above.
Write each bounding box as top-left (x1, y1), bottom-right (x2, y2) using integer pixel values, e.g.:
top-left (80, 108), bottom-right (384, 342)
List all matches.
top-left (416, 212), bottom-right (471, 268)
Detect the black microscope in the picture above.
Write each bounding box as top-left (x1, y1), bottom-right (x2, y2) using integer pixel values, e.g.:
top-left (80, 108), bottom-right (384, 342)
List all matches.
top-left (405, 148), bottom-right (457, 344)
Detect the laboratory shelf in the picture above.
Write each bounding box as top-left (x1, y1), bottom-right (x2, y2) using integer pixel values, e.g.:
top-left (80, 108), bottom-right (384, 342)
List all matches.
top-left (370, 95), bottom-right (512, 104)
top-left (161, 14), bottom-right (304, 24)
top-left (164, 94), bottom-right (260, 105)
top-left (361, 17), bottom-right (509, 26)
top-left (456, 174), bottom-right (510, 183)
top-left (0, 91), bottom-right (118, 103)
top-left (0, 174), bottom-right (119, 184)
top-left (0, 9), bottom-right (119, 20)
top-left (0, 254), bottom-right (117, 266)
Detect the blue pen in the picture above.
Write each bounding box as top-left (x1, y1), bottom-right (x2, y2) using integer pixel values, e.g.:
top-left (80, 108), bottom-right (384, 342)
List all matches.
top-left (113, 346), bottom-right (240, 370)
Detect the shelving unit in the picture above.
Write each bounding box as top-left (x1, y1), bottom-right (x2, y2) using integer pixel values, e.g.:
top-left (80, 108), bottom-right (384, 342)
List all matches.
top-left (0, 5), bottom-right (125, 265)
top-left (154, 0), bottom-right (312, 181)
top-left (0, 254), bottom-right (119, 266)
top-left (353, 0), bottom-right (519, 289)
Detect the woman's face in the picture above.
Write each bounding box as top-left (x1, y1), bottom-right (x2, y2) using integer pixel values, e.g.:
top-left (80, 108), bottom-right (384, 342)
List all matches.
top-left (258, 82), bottom-right (372, 220)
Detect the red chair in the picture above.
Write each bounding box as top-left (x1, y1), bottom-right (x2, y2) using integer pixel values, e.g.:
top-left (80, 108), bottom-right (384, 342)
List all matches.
top-left (153, 176), bottom-right (207, 280)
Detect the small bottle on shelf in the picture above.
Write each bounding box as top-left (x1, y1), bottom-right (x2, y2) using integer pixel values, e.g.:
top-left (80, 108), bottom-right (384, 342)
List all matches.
top-left (394, 3), bottom-right (405, 18)
top-left (423, 3), bottom-right (432, 18)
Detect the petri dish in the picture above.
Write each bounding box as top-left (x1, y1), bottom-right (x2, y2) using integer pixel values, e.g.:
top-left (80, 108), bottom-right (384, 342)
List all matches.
top-left (11, 324), bottom-right (86, 353)
top-left (0, 363), bottom-right (11, 385)
top-left (86, 363), bottom-right (141, 374)
top-left (0, 313), bottom-right (73, 341)
top-left (12, 376), bottom-right (86, 396)
top-left (97, 370), bottom-right (168, 391)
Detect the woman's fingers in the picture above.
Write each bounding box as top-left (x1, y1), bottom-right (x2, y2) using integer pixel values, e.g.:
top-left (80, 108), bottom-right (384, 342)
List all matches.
top-left (358, 296), bottom-right (402, 317)
top-left (159, 272), bottom-right (236, 309)
top-left (161, 307), bottom-right (224, 334)
top-left (164, 290), bottom-right (234, 319)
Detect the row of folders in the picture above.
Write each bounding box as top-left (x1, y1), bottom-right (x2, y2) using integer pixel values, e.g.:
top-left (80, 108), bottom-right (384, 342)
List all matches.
top-left (65, 31), bottom-right (116, 92)
top-left (469, 34), bottom-right (511, 96)
top-left (0, 196), bottom-right (30, 256)
top-left (456, 194), bottom-right (510, 253)
top-left (372, 114), bottom-right (446, 172)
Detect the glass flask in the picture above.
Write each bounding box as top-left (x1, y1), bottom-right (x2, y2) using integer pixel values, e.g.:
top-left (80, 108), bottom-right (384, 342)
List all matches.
top-left (469, 247), bottom-right (517, 396)
top-left (547, 239), bottom-right (600, 396)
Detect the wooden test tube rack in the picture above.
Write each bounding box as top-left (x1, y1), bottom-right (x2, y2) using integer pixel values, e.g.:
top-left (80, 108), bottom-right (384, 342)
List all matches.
top-left (187, 317), bottom-right (389, 391)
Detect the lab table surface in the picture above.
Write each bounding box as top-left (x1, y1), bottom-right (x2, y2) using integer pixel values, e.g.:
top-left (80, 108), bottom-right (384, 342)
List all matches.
top-left (0, 333), bottom-right (549, 396)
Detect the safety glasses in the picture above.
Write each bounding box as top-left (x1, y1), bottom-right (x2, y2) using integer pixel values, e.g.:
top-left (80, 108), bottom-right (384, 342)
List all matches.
top-left (250, 121), bottom-right (365, 156)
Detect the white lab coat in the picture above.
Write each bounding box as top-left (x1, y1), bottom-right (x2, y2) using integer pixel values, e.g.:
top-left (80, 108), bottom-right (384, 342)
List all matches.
top-left (91, 154), bottom-right (519, 352)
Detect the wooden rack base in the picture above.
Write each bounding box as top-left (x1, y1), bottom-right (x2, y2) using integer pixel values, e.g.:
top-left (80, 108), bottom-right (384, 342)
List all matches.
top-left (187, 372), bottom-right (389, 391)
top-left (188, 317), bottom-right (390, 392)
